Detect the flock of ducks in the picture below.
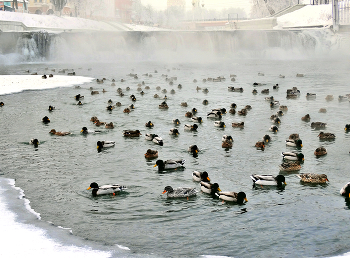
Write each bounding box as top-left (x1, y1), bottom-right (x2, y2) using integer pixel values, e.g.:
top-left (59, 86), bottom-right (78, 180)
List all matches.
top-left (12, 69), bottom-right (350, 204)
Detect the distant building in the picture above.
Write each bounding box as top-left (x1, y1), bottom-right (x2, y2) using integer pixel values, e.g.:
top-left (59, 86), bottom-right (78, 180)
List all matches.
top-left (0, 0), bottom-right (29, 12)
top-left (168, 0), bottom-right (186, 9)
top-left (27, 0), bottom-right (54, 14)
top-left (115, 0), bottom-right (132, 22)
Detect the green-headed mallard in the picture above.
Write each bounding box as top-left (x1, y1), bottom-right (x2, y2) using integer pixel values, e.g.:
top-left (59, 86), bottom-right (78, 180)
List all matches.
top-left (282, 152), bottom-right (304, 161)
top-left (340, 182), bottom-right (350, 198)
top-left (87, 182), bottom-right (127, 197)
top-left (250, 174), bottom-right (286, 187)
top-left (192, 171), bottom-right (210, 182)
top-left (154, 159), bottom-right (185, 171)
top-left (217, 191), bottom-right (247, 204)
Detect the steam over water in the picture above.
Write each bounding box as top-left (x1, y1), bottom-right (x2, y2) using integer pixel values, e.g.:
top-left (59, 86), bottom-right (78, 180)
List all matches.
top-left (1, 29), bottom-right (350, 257)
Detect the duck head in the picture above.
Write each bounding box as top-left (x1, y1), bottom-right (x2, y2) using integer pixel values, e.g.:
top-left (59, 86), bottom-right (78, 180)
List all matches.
top-left (275, 175), bottom-right (287, 187)
top-left (87, 182), bottom-right (99, 190)
top-left (201, 172), bottom-right (210, 182)
top-left (42, 116), bottom-right (50, 124)
top-left (237, 192), bottom-right (248, 204)
top-left (162, 186), bottom-right (174, 194)
top-left (97, 141), bottom-right (103, 152)
top-left (154, 160), bottom-right (165, 170)
top-left (32, 139), bottom-right (39, 148)
top-left (81, 127), bottom-right (88, 134)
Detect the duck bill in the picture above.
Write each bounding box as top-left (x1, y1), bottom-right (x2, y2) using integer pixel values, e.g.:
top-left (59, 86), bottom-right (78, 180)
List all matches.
top-left (284, 182), bottom-right (287, 185)
top-left (244, 198), bottom-right (248, 202)
top-left (87, 187), bottom-right (91, 190)
top-left (300, 144), bottom-right (303, 147)
top-left (162, 190), bottom-right (167, 194)
top-left (218, 188), bottom-right (222, 192)
top-left (153, 164), bottom-right (158, 167)
top-left (207, 177), bottom-right (210, 182)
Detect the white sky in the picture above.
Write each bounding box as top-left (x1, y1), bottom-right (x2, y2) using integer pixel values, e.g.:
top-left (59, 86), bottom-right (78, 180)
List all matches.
top-left (141, 0), bottom-right (252, 13)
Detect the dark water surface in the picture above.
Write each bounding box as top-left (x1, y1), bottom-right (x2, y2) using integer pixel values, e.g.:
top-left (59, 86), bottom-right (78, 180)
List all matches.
top-left (1, 58), bottom-right (350, 258)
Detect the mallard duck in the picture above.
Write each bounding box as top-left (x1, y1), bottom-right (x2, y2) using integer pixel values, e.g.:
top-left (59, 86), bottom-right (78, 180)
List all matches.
top-left (192, 171), bottom-right (210, 182)
top-left (185, 111), bottom-right (193, 118)
top-left (269, 125), bottom-right (278, 132)
top-left (270, 101), bottom-right (280, 108)
top-left (181, 102), bottom-right (188, 107)
top-left (159, 101), bottom-right (169, 109)
top-left (273, 84), bottom-right (279, 89)
top-left (91, 91), bottom-right (99, 95)
top-left (222, 135), bottom-right (233, 142)
top-left (279, 74), bottom-right (285, 78)
top-left (229, 108), bottom-right (236, 114)
top-left (162, 186), bottom-right (197, 198)
top-left (115, 102), bottom-right (122, 107)
top-left (173, 119), bottom-right (181, 125)
top-left (263, 134), bottom-right (271, 143)
top-left (273, 117), bottom-right (281, 124)
top-left (340, 182), bottom-right (350, 198)
top-left (94, 120), bottom-right (106, 127)
top-left (319, 108), bottom-right (327, 113)
top-left (306, 93), bottom-right (316, 99)
top-left (345, 124), bottom-right (350, 131)
top-left (252, 89), bottom-right (258, 94)
top-left (97, 141), bottom-right (115, 151)
top-left (191, 117), bottom-right (203, 123)
top-left (178, 84), bottom-right (182, 89)
top-left (261, 89), bottom-right (269, 94)
top-left (279, 105), bottom-right (288, 111)
top-left (200, 181), bottom-right (221, 196)
top-left (48, 105), bottom-right (55, 111)
top-left (81, 127), bottom-right (100, 134)
top-left (217, 191), bottom-right (247, 204)
top-left (0, 102), bottom-right (4, 106)
top-left (188, 145), bottom-right (199, 156)
top-left (339, 95), bottom-right (348, 101)
top-left (279, 162), bottom-right (301, 172)
top-left (230, 103), bottom-right (237, 109)
top-left (202, 99), bottom-right (209, 105)
top-left (297, 173), bottom-right (329, 184)
top-left (245, 105), bottom-right (252, 110)
top-left (129, 104), bottom-right (135, 109)
top-left (212, 108), bottom-right (226, 114)
top-left (184, 124), bottom-right (198, 131)
top-left (282, 152), bottom-right (304, 161)
top-left (232, 122), bottom-right (244, 128)
top-left (301, 114), bottom-right (310, 122)
top-left (265, 96), bottom-right (274, 101)
top-left (144, 149), bottom-right (158, 159)
top-left (311, 122), bottom-right (327, 129)
top-left (123, 130), bottom-right (141, 137)
top-left (314, 147), bottom-right (327, 156)
top-left (318, 132), bottom-right (335, 139)
top-left (222, 139), bottom-right (233, 148)
top-left (207, 112), bottom-right (222, 119)
top-left (145, 121), bottom-right (154, 128)
top-left (42, 116), bottom-right (50, 124)
top-left (276, 110), bottom-right (284, 116)
top-left (90, 116), bottom-right (98, 122)
top-left (105, 122), bottom-right (114, 129)
top-left (286, 139), bottom-right (303, 148)
top-left (87, 182), bottom-right (127, 197)
top-left (50, 129), bottom-right (70, 136)
top-left (255, 141), bottom-right (265, 150)
top-left (30, 139), bottom-right (39, 147)
top-left (238, 109), bottom-right (247, 116)
top-left (154, 94), bottom-right (159, 98)
top-left (296, 73), bottom-right (304, 77)
top-left (325, 95), bottom-right (334, 101)
top-left (123, 108), bottom-right (131, 113)
top-left (154, 159), bottom-right (186, 171)
top-left (250, 174), bottom-right (286, 187)
top-left (169, 128), bottom-right (180, 135)
top-left (289, 134), bottom-right (300, 140)
top-left (214, 121), bottom-right (225, 128)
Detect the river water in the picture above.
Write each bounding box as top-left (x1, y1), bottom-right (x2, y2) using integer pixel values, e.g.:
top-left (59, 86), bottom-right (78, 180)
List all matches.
top-left (1, 30), bottom-right (350, 258)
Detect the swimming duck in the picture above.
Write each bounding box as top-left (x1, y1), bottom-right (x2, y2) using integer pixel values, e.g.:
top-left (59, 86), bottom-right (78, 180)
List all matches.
top-left (87, 182), bottom-right (127, 197)
top-left (154, 159), bottom-right (186, 171)
top-left (42, 116), bottom-right (50, 124)
top-left (48, 105), bottom-right (55, 111)
top-left (106, 105), bottom-right (114, 111)
top-left (184, 124), bottom-right (198, 131)
top-left (169, 128), bottom-right (180, 135)
top-left (97, 141), bottom-right (115, 151)
top-left (229, 108), bottom-right (236, 114)
top-left (222, 139), bottom-right (233, 148)
top-left (42, 74), bottom-right (47, 79)
top-left (185, 111), bottom-right (193, 118)
top-left (207, 112), bottom-right (222, 119)
top-left (144, 149), bottom-right (158, 159)
top-left (91, 91), bottom-right (99, 95)
top-left (162, 186), bottom-right (197, 198)
top-left (345, 124), bottom-right (350, 131)
top-left (279, 74), bottom-right (285, 78)
top-left (105, 122), bottom-right (114, 129)
top-left (273, 84), bottom-right (279, 89)
top-left (90, 116), bottom-right (98, 123)
top-left (317, 132), bottom-right (335, 139)
top-left (279, 105), bottom-right (288, 111)
top-left (50, 129), bottom-right (70, 136)
top-left (276, 110), bottom-right (284, 116)
top-left (202, 100), bottom-right (209, 105)
top-left (270, 101), bottom-right (280, 108)
top-left (238, 109), bottom-right (247, 116)
top-left (129, 104), bottom-right (135, 109)
top-left (202, 88), bottom-right (209, 93)
top-left (273, 117), bottom-right (281, 124)
top-left (94, 120), bottom-right (106, 127)
top-left (173, 119), bottom-right (181, 125)
top-left (255, 141), bottom-right (265, 150)
top-left (301, 114), bottom-right (310, 122)
top-left (0, 102), bottom-right (4, 106)
top-left (262, 135), bottom-right (271, 143)
top-left (296, 73), bottom-right (304, 77)
top-left (217, 191), bottom-right (247, 204)
top-left (279, 162), bottom-right (301, 172)
top-left (261, 89), bottom-right (269, 94)
top-left (145, 121), bottom-right (154, 128)
top-left (230, 103), bottom-right (237, 109)
top-left (212, 108), bottom-right (226, 114)
top-left (282, 152), bottom-right (304, 161)
top-left (314, 147), bottom-right (327, 156)
top-left (306, 93), bottom-right (316, 99)
top-left (30, 139), bottom-right (39, 148)
top-left (232, 122), bottom-right (244, 128)
top-left (222, 135), bottom-right (233, 142)
top-left (178, 84), bottom-right (182, 89)
top-left (250, 174), bottom-right (286, 187)
top-left (152, 135), bottom-right (164, 146)
top-left (192, 171), bottom-right (210, 182)
top-left (325, 95), bottom-right (334, 101)
top-left (181, 102), bottom-right (188, 107)
top-left (297, 173), bottom-right (329, 184)
top-left (214, 121), bottom-right (225, 128)
top-left (286, 139), bottom-right (303, 148)
top-left (159, 101), bottom-right (169, 109)
top-left (191, 117), bottom-right (203, 123)
top-left (81, 127), bottom-right (100, 134)
top-left (340, 182), bottom-right (350, 198)
top-left (288, 134), bottom-right (300, 140)
top-left (200, 181), bottom-right (221, 197)
top-left (77, 101), bottom-right (83, 105)
top-left (123, 130), bottom-right (141, 137)
top-left (115, 102), bottom-right (122, 107)
top-left (319, 108), bottom-right (327, 113)
top-left (338, 95), bottom-right (348, 101)
top-left (269, 125), bottom-right (278, 133)
top-left (123, 108), bottom-right (131, 113)
top-left (265, 96), bottom-right (274, 101)
top-left (245, 105), bottom-right (252, 110)
top-left (252, 89), bottom-right (258, 94)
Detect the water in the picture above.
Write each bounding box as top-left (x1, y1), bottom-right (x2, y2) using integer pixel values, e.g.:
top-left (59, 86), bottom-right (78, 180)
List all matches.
top-left (1, 37), bottom-right (350, 257)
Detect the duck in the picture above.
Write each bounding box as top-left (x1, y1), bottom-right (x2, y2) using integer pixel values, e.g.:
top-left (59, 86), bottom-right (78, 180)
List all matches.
top-left (123, 108), bottom-right (131, 113)
top-left (202, 99), bottom-right (209, 105)
top-left (286, 139), bottom-right (303, 148)
top-left (49, 129), bottom-right (70, 136)
top-left (202, 88), bottom-right (209, 93)
top-left (97, 141), bottom-right (115, 151)
top-left (229, 108), bottom-right (236, 114)
top-left (325, 95), bottom-right (334, 101)
top-left (273, 117), bottom-right (281, 124)
top-left (317, 132), bottom-right (335, 139)
top-left (269, 125), bottom-right (278, 133)
top-left (345, 124), bottom-right (350, 131)
top-left (279, 74), bottom-right (285, 78)
top-left (200, 181), bottom-right (221, 197)
top-left (255, 141), bottom-right (265, 150)
top-left (154, 159), bottom-right (186, 171)
top-left (217, 191), bottom-right (247, 204)
top-left (42, 74), bottom-right (47, 79)
top-left (29, 138), bottom-right (39, 147)
top-left (296, 73), bottom-right (304, 77)
top-left (105, 122), bottom-right (114, 129)
top-left (0, 102), bottom-right (4, 106)
top-left (340, 182), bottom-right (350, 198)
top-left (173, 118), bottom-right (181, 125)
top-left (169, 128), bottom-right (180, 135)
top-left (48, 105), bottom-right (55, 111)
top-left (306, 93), bottom-right (316, 99)
top-left (273, 84), bottom-right (279, 89)
top-left (314, 147), bottom-right (327, 156)
top-left (265, 96), bottom-right (274, 101)
top-left (129, 104), bottom-right (135, 109)
top-left (90, 116), bottom-right (98, 123)
top-left (207, 112), bottom-right (222, 119)
top-left (94, 120), bottom-right (106, 127)
top-left (237, 109), bottom-right (247, 116)
top-left (245, 105), bottom-right (252, 110)
top-left (279, 105), bottom-right (288, 111)
top-left (214, 121), bottom-right (225, 128)
top-left (230, 103), bottom-right (237, 109)
top-left (192, 171), bottom-right (210, 182)
top-left (301, 114), bottom-right (310, 122)
top-left (159, 101), bottom-right (169, 109)
top-left (144, 149), bottom-right (158, 159)
top-left (263, 134), bottom-right (271, 143)
top-left (339, 95), bottom-right (348, 101)
top-left (181, 102), bottom-right (188, 107)
top-left (282, 152), bottom-right (304, 161)
top-left (145, 121), bottom-right (154, 128)
top-left (191, 117), bottom-right (203, 123)
top-left (311, 122), bottom-right (327, 129)
top-left (123, 130), bottom-right (141, 137)
top-left (154, 94), bottom-right (159, 98)
top-left (261, 89), bottom-right (269, 94)
top-left (270, 101), bottom-right (280, 108)
top-left (222, 135), bottom-right (233, 142)
top-left (297, 173), bottom-right (329, 184)
top-left (288, 133), bottom-right (300, 140)
top-left (222, 139), bottom-right (233, 148)
top-left (279, 162), bottom-right (301, 172)
top-left (185, 111), bottom-right (193, 118)
top-left (162, 186), bottom-right (197, 198)
top-left (276, 110), bottom-right (284, 116)
top-left (252, 89), bottom-right (258, 94)
top-left (319, 108), bottom-right (327, 113)
top-left (184, 124), bottom-right (198, 131)
top-left (188, 145), bottom-right (199, 156)
top-left (77, 101), bottom-right (83, 106)
top-left (115, 102), bottom-right (122, 107)
top-left (250, 174), bottom-right (286, 187)
top-left (42, 116), bottom-right (50, 124)
top-left (106, 104), bottom-right (114, 111)
top-left (232, 122), bottom-right (244, 128)
top-left (87, 182), bottom-right (127, 197)
top-left (81, 127), bottom-right (100, 134)
top-left (212, 108), bottom-right (226, 114)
